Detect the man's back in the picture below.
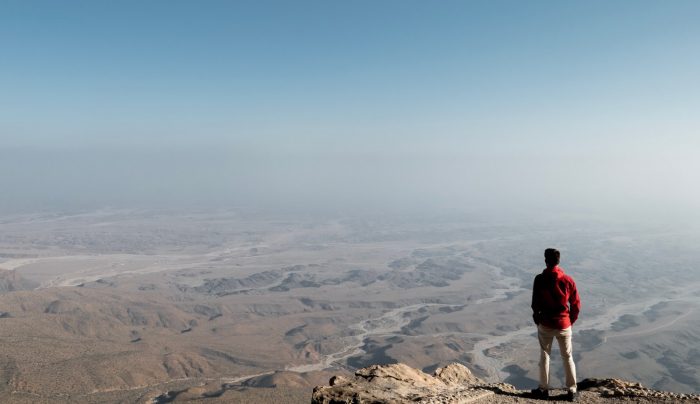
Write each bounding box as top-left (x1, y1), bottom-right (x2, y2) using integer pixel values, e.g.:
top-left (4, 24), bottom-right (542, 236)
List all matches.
top-left (532, 265), bottom-right (580, 329)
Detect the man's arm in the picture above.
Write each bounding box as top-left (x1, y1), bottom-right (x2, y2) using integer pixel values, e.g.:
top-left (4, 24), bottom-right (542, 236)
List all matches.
top-left (568, 278), bottom-right (581, 325)
top-left (531, 276), bottom-right (541, 325)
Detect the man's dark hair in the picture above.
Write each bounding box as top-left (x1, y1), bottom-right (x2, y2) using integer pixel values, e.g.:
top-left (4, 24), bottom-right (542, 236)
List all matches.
top-left (544, 248), bottom-right (560, 267)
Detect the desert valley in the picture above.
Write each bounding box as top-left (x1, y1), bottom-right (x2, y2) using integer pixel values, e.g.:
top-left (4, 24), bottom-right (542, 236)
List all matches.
top-left (0, 209), bottom-right (697, 403)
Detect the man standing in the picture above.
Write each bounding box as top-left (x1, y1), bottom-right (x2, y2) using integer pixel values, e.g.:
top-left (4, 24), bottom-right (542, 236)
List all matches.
top-left (531, 248), bottom-right (581, 401)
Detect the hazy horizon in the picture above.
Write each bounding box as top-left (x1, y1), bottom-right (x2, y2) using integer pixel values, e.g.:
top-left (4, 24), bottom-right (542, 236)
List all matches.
top-left (2, 1), bottom-right (699, 221)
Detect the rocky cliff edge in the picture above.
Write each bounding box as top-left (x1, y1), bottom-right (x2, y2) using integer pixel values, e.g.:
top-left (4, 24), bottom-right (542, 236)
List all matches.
top-left (311, 363), bottom-right (700, 403)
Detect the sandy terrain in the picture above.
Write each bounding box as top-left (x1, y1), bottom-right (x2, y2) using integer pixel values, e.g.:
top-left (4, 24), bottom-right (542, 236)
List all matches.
top-left (0, 209), bottom-right (698, 402)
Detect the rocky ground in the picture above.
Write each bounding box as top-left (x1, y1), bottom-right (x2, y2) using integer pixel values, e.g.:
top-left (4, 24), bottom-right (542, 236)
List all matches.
top-left (312, 363), bottom-right (700, 404)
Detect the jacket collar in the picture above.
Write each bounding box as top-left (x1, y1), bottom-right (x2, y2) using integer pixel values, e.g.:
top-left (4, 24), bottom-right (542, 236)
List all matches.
top-left (543, 265), bottom-right (564, 277)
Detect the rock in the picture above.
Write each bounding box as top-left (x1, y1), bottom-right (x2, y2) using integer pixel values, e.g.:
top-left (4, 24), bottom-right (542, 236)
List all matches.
top-left (312, 363), bottom-right (492, 404)
top-left (355, 363), bottom-right (438, 388)
top-left (313, 364), bottom-right (700, 403)
top-left (329, 375), bottom-right (348, 386)
top-left (433, 363), bottom-right (481, 386)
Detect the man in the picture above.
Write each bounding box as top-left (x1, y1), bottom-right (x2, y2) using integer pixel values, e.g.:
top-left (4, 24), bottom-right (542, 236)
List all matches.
top-left (531, 248), bottom-right (581, 401)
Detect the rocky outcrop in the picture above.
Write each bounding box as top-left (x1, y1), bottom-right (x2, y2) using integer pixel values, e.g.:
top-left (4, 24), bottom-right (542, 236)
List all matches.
top-left (312, 363), bottom-right (498, 403)
top-left (578, 378), bottom-right (698, 401)
top-left (312, 363), bottom-right (700, 403)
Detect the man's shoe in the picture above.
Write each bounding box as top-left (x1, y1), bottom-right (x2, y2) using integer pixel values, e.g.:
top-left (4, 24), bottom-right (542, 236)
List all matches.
top-left (531, 387), bottom-right (549, 399)
top-left (566, 390), bottom-right (578, 402)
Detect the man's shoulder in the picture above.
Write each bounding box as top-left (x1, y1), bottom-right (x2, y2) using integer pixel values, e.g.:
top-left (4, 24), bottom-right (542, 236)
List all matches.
top-left (561, 272), bottom-right (577, 286)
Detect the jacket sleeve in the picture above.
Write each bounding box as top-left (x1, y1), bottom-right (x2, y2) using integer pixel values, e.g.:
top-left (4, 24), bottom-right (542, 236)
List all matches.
top-left (531, 277), bottom-right (540, 324)
top-left (568, 278), bottom-right (581, 325)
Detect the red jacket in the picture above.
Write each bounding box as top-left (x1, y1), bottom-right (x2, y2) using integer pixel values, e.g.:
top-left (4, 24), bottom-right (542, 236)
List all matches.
top-left (531, 265), bottom-right (580, 329)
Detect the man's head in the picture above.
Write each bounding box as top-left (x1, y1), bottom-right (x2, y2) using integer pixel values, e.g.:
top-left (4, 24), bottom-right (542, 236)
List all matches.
top-left (544, 248), bottom-right (560, 268)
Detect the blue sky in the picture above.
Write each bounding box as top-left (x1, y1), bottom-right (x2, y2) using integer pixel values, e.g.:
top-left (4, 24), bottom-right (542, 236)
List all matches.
top-left (1, 1), bottom-right (699, 216)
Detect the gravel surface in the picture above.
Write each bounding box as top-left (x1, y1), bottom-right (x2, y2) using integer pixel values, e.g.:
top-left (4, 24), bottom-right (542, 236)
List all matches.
top-left (473, 389), bottom-right (696, 403)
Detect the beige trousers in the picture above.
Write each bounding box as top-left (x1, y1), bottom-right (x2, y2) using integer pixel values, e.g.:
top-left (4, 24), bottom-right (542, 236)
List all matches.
top-left (537, 324), bottom-right (577, 392)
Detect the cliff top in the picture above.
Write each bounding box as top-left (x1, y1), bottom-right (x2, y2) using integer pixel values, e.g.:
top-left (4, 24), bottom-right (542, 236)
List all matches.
top-left (312, 363), bottom-right (700, 403)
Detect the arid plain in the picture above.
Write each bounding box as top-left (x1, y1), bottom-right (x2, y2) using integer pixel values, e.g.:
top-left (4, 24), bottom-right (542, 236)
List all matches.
top-left (0, 209), bottom-right (698, 403)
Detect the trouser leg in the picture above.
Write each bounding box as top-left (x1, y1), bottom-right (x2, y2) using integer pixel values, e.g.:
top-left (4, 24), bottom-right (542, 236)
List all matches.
top-left (556, 327), bottom-right (577, 392)
top-left (537, 325), bottom-right (554, 390)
